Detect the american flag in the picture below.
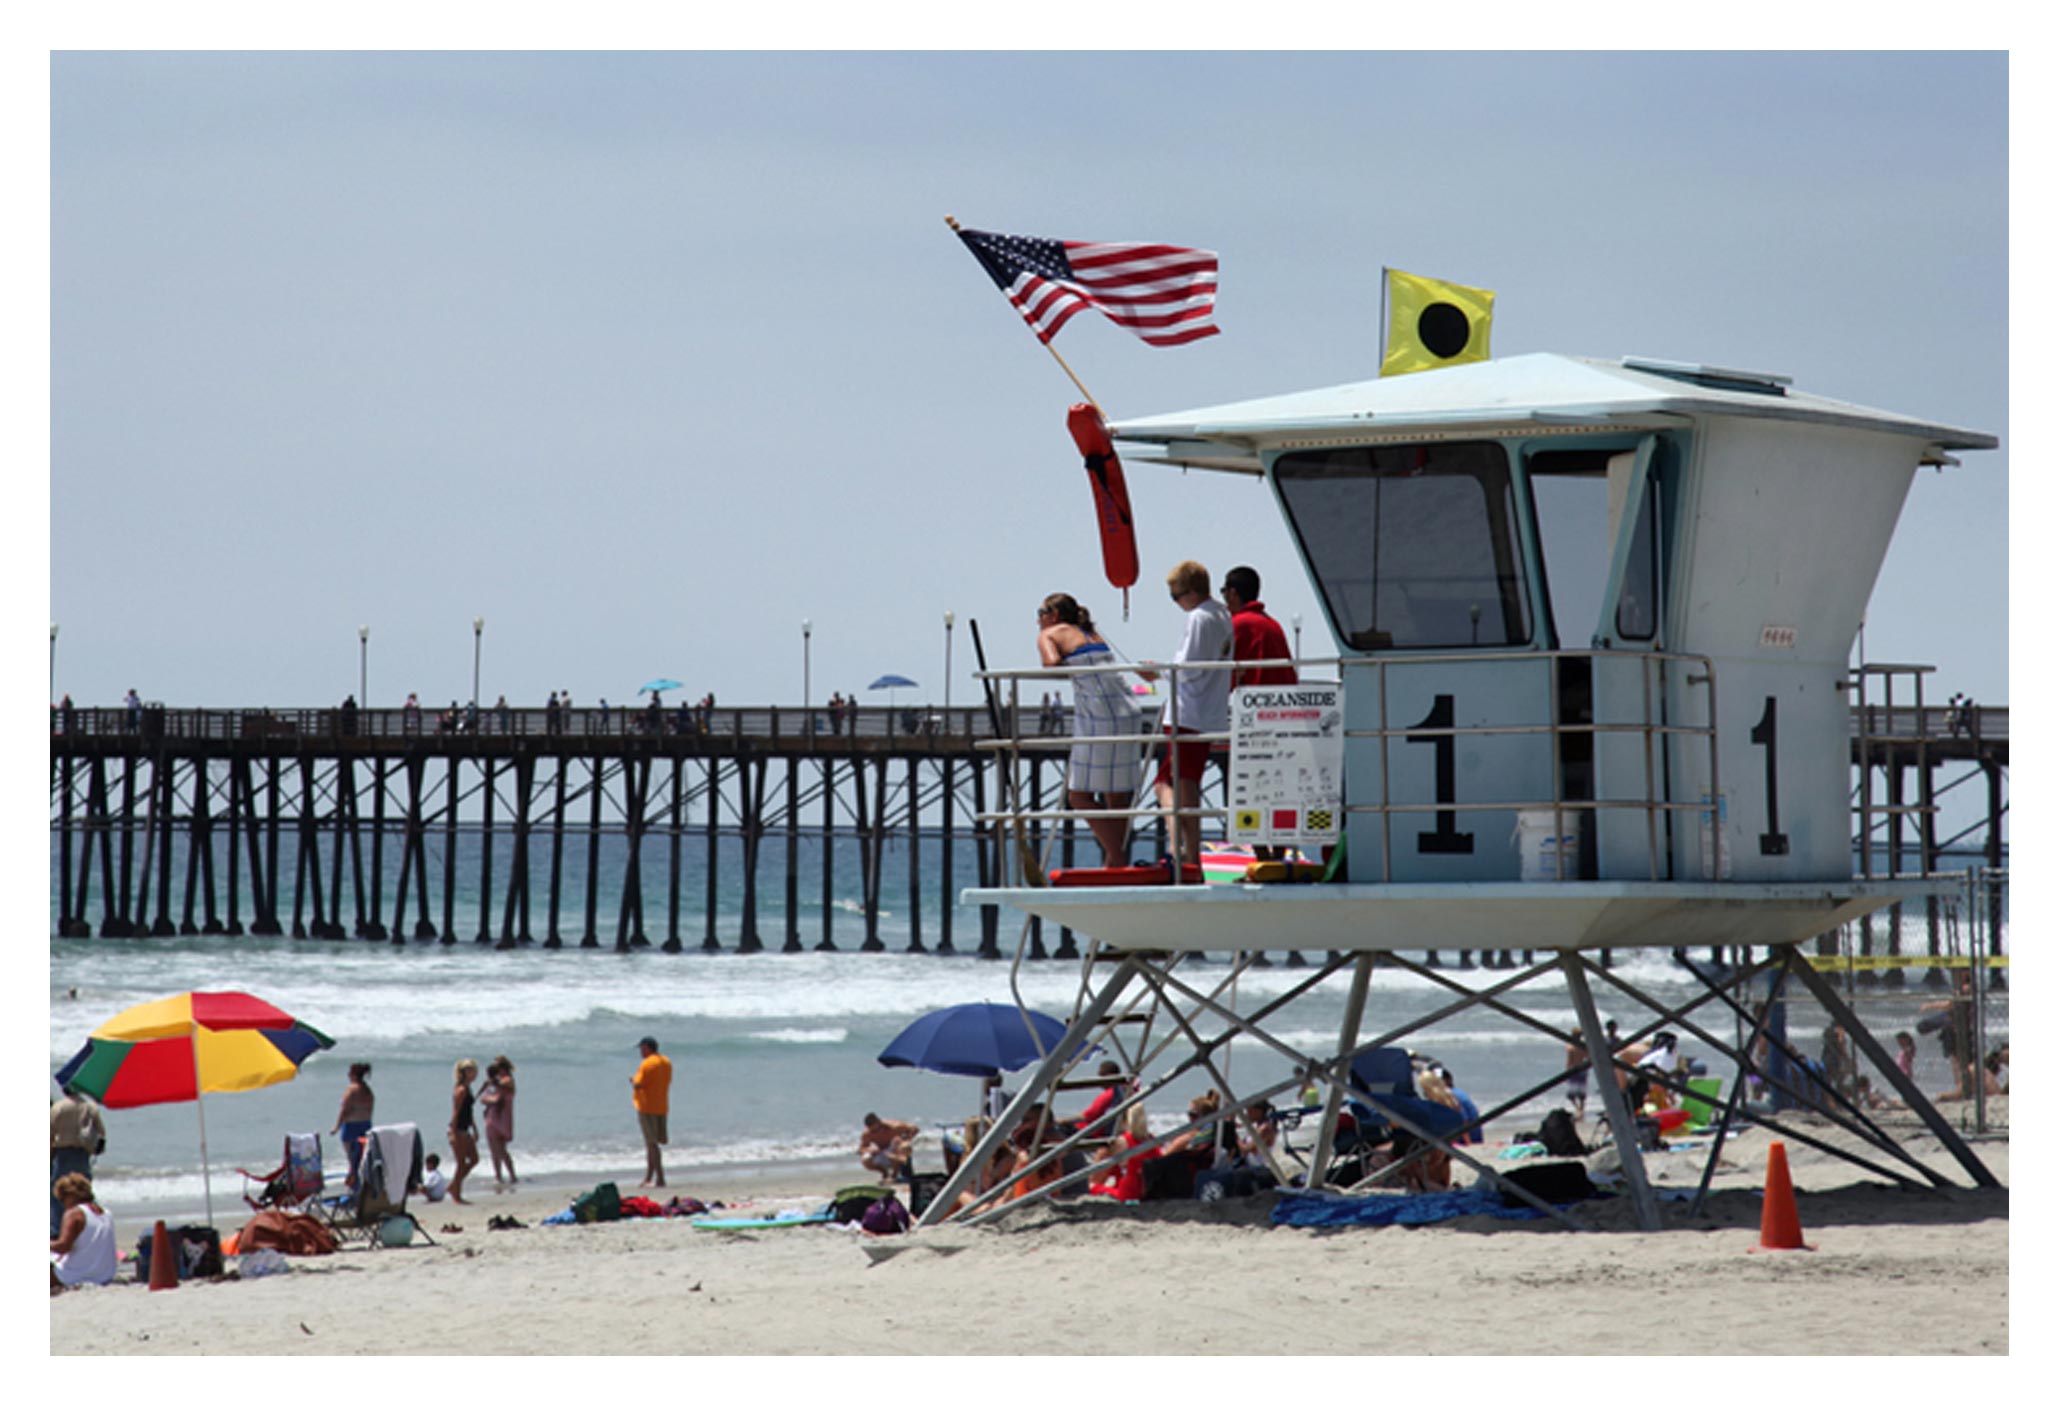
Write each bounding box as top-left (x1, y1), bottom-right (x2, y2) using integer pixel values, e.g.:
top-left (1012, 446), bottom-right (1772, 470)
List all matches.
top-left (955, 226), bottom-right (1220, 347)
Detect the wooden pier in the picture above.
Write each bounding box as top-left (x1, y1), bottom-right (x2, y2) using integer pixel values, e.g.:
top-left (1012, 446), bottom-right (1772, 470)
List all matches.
top-left (47, 696), bottom-right (2006, 963)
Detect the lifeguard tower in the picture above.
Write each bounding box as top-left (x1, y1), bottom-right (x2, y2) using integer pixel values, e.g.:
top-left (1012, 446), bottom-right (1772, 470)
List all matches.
top-left (925, 353), bottom-right (1999, 1230)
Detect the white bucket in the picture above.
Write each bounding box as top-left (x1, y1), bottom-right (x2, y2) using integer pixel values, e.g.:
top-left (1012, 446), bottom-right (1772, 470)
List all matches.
top-left (1513, 809), bottom-right (1581, 881)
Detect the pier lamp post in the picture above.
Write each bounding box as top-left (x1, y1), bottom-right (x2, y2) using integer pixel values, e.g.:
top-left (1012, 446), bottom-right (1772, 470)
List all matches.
top-left (943, 611), bottom-right (955, 716)
top-left (802, 618), bottom-right (812, 712)
top-left (50, 622), bottom-right (58, 695)
top-left (358, 625), bottom-right (369, 704)
top-left (1290, 612), bottom-right (1302, 661)
top-left (472, 616), bottom-right (484, 710)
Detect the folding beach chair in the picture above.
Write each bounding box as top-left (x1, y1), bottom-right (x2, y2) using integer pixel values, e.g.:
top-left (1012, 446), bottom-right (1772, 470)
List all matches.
top-left (320, 1122), bottom-right (434, 1248)
top-left (236, 1131), bottom-right (326, 1213)
top-left (1330, 1048), bottom-right (1472, 1184)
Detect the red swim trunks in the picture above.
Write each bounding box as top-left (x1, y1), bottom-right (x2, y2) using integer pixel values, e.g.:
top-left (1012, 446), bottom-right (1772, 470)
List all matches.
top-left (1154, 726), bottom-right (1211, 787)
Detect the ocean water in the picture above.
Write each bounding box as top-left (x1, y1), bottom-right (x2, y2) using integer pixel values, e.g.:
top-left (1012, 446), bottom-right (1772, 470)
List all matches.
top-left (48, 833), bottom-right (2004, 1223)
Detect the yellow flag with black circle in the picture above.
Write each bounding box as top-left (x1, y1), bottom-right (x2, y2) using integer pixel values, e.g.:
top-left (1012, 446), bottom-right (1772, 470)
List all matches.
top-left (1382, 268), bottom-right (1495, 376)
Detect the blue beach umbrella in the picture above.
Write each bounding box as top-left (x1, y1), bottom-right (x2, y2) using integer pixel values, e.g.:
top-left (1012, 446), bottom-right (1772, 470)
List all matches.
top-left (877, 1001), bottom-right (1077, 1079)
top-left (869, 674), bottom-right (919, 713)
top-left (639, 679), bottom-right (683, 696)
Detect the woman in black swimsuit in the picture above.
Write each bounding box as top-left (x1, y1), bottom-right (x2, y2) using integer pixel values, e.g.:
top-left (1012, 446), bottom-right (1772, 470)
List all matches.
top-left (448, 1058), bottom-right (481, 1205)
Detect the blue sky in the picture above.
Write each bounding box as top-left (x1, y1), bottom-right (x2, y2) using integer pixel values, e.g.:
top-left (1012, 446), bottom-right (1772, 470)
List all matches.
top-left (46, 51), bottom-right (2007, 711)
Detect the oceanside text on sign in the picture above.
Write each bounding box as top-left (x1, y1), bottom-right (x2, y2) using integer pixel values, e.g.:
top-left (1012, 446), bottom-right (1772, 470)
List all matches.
top-left (1228, 684), bottom-right (1344, 847)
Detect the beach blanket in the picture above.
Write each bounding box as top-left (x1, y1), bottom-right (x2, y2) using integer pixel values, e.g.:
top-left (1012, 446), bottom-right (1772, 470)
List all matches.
top-left (236, 1209), bottom-right (339, 1256)
top-left (1272, 1188), bottom-right (1549, 1229)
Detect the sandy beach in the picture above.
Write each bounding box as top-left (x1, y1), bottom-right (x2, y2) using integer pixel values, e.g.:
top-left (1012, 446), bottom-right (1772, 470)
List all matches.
top-left (48, 1121), bottom-right (2007, 1356)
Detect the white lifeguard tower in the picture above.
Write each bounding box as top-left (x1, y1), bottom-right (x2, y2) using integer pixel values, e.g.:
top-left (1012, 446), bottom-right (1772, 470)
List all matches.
top-left (928, 353), bottom-right (1998, 1230)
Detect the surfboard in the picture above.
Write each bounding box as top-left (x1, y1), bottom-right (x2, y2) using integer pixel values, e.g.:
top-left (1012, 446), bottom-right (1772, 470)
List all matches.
top-left (689, 1210), bottom-right (835, 1231)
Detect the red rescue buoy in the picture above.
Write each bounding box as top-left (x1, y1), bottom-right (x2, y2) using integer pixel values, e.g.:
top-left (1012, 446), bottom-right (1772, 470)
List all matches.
top-left (1065, 403), bottom-right (1140, 614)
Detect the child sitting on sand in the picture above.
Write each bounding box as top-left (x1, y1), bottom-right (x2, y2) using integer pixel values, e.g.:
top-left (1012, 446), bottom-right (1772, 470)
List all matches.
top-left (422, 1153), bottom-right (447, 1203)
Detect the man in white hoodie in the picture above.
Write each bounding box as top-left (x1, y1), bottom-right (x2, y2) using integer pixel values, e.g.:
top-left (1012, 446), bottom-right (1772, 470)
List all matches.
top-left (1143, 560), bottom-right (1234, 868)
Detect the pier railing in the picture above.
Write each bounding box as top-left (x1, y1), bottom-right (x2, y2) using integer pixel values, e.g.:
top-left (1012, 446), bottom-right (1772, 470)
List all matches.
top-left (47, 702), bottom-right (1013, 746)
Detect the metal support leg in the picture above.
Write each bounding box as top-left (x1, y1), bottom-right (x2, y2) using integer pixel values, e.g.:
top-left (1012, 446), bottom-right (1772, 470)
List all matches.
top-left (1307, 953), bottom-right (1375, 1189)
top-left (1562, 951), bottom-right (1661, 1231)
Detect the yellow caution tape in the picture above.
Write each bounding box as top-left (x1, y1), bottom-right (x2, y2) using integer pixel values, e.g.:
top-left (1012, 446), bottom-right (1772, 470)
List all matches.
top-left (1803, 953), bottom-right (2009, 971)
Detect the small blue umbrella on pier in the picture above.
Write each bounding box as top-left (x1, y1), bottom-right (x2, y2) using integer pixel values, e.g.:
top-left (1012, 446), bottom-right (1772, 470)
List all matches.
top-left (877, 1001), bottom-right (1077, 1079)
top-left (639, 679), bottom-right (683, 697)
top-left (869, 674), bottom-right (919, 712)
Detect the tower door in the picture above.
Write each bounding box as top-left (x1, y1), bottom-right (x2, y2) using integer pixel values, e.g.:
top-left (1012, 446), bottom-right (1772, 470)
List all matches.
top-left (1598, 440), bottom-right (1663, 650)
top-left (1590, 438), bottom-right (1674, 877)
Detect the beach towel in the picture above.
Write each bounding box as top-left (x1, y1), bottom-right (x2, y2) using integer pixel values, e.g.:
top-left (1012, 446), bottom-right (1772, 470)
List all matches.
top-left (361, 1124), bottom-right (424, 1203)
top-left (1063, 642), bottom-right (1143, 794)
top-left (1271, 1188), bottom-right (1550, 1229)
top-left (572, 1183), bottom-right (622, 1223)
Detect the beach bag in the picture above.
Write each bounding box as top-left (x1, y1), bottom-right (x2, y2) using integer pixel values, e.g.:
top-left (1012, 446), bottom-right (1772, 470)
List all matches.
top-left (178, 1225), bottom-right (225, 1278)
top-left (135, 1224), bottom-right (228, 1280)
top-left (572, 1182), bottom-right (622, 1224)
top-left (831, 1185), bottom-right (888, 1224)
top-left (1140, 1153), bottom-right (1197, 1202)
top-left (907, 1172), bottom-right (948, 1217)
top-left (1538, 1108), bottom-right (1587, 1157)
top-left (860, 1193), bottom-right (910, 1235)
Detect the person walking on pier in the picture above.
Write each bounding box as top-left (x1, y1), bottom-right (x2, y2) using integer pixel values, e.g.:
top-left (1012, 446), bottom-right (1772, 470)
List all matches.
top-left (632, 1036), bottom-right (673, 1188)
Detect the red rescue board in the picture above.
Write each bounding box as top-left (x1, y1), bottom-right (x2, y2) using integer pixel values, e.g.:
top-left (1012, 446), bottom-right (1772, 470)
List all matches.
top-left (1066, 403), bottom-right (1140, 606)
top-left (1048, 864), bottom-right (1206, 888)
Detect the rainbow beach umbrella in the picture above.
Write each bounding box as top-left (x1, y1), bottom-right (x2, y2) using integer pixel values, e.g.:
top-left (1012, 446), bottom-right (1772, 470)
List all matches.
top-left (55, 991), bottom-right (334, 1223)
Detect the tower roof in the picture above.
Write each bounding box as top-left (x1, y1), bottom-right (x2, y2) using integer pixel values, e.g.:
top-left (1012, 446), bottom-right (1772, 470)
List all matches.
top-left (1109, 353), bottom-right (1997, 474)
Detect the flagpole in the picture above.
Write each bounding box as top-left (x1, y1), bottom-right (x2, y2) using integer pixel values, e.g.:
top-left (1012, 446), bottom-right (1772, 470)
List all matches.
top-left (946, 214), bottom-right (1103, 412)
top-left (1378, 264), bottom-right (1390, 377)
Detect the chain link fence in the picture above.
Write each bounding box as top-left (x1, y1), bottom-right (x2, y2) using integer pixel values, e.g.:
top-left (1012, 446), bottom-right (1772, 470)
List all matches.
top-left (1786, 868), bottom-right (2008, 1133)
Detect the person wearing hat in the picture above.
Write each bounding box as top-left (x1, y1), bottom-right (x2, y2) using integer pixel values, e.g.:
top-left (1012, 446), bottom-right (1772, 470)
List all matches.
top-left (631, 1037), bottom-right (674, 1188)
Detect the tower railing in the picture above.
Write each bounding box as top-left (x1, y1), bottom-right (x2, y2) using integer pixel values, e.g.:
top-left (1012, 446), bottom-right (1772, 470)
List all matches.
top-left (972, 647), bottom-right (1722, 885)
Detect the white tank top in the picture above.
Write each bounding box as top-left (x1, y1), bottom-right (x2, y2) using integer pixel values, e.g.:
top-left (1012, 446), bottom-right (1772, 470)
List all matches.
top-left (53, 1204), bottom-right (116, 1286)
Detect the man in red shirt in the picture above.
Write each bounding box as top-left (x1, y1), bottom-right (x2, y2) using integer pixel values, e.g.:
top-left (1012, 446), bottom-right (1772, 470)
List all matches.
top-left (1222, 566), bottom-right (1297, 689)
top-left (1224, 567), bottom-right (1299, 862)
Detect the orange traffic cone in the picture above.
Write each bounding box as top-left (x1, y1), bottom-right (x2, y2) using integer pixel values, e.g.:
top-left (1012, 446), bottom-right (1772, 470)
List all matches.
top-left (148, 1219), bottom-right (180, 1290)
top-left (1750, 1140), bottom-right (1814, 1252)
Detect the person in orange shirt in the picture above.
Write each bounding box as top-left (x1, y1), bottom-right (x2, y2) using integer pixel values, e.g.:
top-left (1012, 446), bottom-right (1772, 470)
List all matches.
top-left (631, 1036), bottom-right (674, 1188)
